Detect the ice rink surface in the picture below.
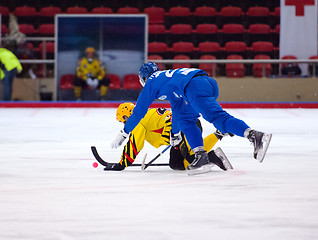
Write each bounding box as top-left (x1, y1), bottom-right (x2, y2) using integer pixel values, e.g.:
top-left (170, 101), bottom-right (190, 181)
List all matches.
top-left (1, 107), bottom-right (318, 240)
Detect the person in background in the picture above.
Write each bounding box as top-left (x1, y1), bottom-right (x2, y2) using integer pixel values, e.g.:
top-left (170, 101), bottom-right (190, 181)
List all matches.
top-left (75, 47), bottom-right (109, 101)
top-left (0, 48), bottom-right (23, 101)
top-left (104, 102), bottom-right (233, 172)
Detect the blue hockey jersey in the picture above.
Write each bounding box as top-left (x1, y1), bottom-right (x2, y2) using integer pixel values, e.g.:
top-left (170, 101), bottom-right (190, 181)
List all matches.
top-left (124, 68), bottom-right (206, 134)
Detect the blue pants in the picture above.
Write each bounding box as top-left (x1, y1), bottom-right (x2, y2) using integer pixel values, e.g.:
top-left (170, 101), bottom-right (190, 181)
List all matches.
top-left (2, 68), bottom-right (17, 101)
top-left (176, 75), bottom-right (250, 150)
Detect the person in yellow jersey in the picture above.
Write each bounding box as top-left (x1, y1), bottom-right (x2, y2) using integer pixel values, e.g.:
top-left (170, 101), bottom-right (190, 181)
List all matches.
top-left (104, 102), bottom-right (234, 171)
top-left (75, 47), bottom-right (110, 100)
top-left (0, 48), bottom-right (23, 101)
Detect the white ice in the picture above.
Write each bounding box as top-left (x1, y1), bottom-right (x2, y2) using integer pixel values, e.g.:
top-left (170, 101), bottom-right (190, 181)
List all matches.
top-left (1, 107), bottom-right (318, 240)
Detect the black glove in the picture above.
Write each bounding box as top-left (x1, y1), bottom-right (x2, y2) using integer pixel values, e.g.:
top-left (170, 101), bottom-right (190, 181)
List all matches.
top-left (103, 163), bottom-right (125, 171)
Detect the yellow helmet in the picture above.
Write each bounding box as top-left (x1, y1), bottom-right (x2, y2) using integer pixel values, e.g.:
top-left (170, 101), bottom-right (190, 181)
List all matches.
top-left (116, 102), bottom-right (135, 123)
top-left (85, 47), bottom-right (95, 54)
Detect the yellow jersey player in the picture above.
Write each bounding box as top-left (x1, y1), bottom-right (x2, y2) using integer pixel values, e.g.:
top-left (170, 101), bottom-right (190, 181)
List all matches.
top-left (75, 47), bottom-right (110, 100)
top-left (104, 102), bottom-right (233, 171)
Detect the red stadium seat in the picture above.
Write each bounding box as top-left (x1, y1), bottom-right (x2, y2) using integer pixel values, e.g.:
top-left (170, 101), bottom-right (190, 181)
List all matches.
top-left (199, 55), bottom-right (218, 77)
top-left (226, 55), bottom-right (244, 77)
top-left (144, 7), bottom-right (165, 24)
top-left (224, 41), bottom-right (248, 58)
top-left (14, 6), bottom-right (39, 26)
top-left (172, 55), bottom-right (191, 69)
top-left (117, 7), bottom-right (139, 14)
top-left (198, 42), bottom-right (221, 58)
top-left (171, 42), bottom-right (194, 58)
top-left (40, 6), bottom-right (62, 16)
top-left (247, 24), bottom-right (271, 45)
top-left (107, 74), bottom-right (121, 89)
top-left (148, 55), bottom-right (165, 70)
top-left (60, 74), bottom-right (75, 89)
top-left (39, 6), bottom-right (62, 24)
top-left (251, 41), bottom-right (274, 58)
top-left (165, 7), bottom-right (192, 28)
top-left (195, 24), bottom-right (218, 44)
top-left (253, 55), bottom-right (272, 77)
top-left (14, 6), bottom-right (37, 16)
top-left (246, 7), bottom-right (270, 26)
top-left (38, 24), bottom-right (55, 36)
top-left (169, 24), bottom-right (193, 44)
top-left (91, 7), bottom-right (113, 14)
top-left (66, 7), bottom-right (88, 14)
top-left (221, 24), bottom-right (245, 45)
top-left (148, 24), bottom-right (167, 42)
top-left (0, 6), bottom-right (9, 16)
top-left (1, 24), bottom-right (8, 35)
top-left (122, 74), bottom-right (141, 89)
top-left (219, 7), bottom-right (243, 27)
top-left (148, 42), bottom-right (169, 58)
top-left (39, 42), bottom-right (55, 60)
top-left (0, 6), bottom-right (9, 25)
top-left (193, 6), bottom-right (217, 25)
top-left (18, 24), bottom-right (36, 36)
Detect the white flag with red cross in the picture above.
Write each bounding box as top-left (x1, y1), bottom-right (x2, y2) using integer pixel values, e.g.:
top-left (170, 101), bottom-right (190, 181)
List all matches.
top-left (280, 0), bottom-right (318, 75)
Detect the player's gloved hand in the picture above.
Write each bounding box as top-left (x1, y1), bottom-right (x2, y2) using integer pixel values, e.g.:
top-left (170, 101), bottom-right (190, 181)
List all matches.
top-left (111, 129), bottom-right (129, 148)
top-left (104, 163), bottom-right (125, 171)
top-left (170, 131), bottom-right (182, 147)
top-left (214, 129), bottom-right (234, 140)
top-left (87, 77), bottom-right (99, 89)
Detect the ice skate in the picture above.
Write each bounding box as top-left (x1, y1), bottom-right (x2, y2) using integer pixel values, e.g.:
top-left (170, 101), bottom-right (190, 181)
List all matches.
top-left (187, 150), bottom-right (213, 175)
top-left (247, 130), bottom-right (272, 162)
top-left (209, 147), bottom-right (233, 171)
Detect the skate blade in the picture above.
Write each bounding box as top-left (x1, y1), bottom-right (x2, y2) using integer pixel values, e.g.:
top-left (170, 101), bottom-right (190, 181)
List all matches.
top-left (257, 133), bottom-right (272, 163)
top-left (187, 163), bottom-right (214, 176)
top-left (214, 147), bottom-right (233, 170)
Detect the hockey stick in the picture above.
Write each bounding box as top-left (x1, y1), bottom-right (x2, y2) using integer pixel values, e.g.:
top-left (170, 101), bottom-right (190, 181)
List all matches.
top-left (141, 145), bottom-right (171, 171)
top-left (91, 146), bottom-right (169, 168)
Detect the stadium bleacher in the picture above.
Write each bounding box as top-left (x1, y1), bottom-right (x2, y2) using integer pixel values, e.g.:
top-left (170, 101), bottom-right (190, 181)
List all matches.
top-left (0, 0), bottom-right (281, 80)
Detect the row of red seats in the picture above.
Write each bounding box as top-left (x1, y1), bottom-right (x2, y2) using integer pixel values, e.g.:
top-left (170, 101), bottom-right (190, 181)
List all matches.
top-left (149, 54), bottom-right (272, 78)
top-left (150, 54), bottom-right (318, 78)
top-left (0, 6), bottom-right (280, 27)
top-left (1, 23), bottom-right (55, 36)
top-left (149, 41), bottom-right (279, 59)
top-left (1, 22), bottom-right (280, 47)
top-left (60, 73), bottom-right (141, 90)
top-left (150, 23), bottom-right (280, 46)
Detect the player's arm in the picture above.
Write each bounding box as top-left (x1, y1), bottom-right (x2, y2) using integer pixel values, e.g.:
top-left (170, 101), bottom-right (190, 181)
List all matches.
top-left (76, 59), bottom-right (86, 79)
top-left (105, 124), bottom-right (147, 171)
top-left (111, 85), bottom-right (156, 149)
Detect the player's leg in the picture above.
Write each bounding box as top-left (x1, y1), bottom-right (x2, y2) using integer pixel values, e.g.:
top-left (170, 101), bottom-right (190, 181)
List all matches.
top-left (185, 76), bottom-right (250, 137)
top-left (171, 100), bottom-right (210, 170)
top-left (186, 76), bottom-right (272, 162)
top-left (99, 77), bottom-right (109, 100)
top-left (74, 77), bottom-right (83, 100)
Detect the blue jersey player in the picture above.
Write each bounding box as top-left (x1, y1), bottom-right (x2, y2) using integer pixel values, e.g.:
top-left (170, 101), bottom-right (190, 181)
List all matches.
top-left (111, 62), bottom-right (272, 174)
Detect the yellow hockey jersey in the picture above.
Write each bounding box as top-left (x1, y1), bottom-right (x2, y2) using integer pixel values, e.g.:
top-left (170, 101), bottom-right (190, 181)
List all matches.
top-left (76, 57), bottom-right (106, 80)
top-left (120, 108), bottom-right (171, 167)
top-left (119, 108), bottom-right (219, 169)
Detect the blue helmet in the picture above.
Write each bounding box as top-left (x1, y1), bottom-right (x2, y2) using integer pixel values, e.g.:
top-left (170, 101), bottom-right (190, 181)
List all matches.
top-left (138, 62), bottom-right (160, 87)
